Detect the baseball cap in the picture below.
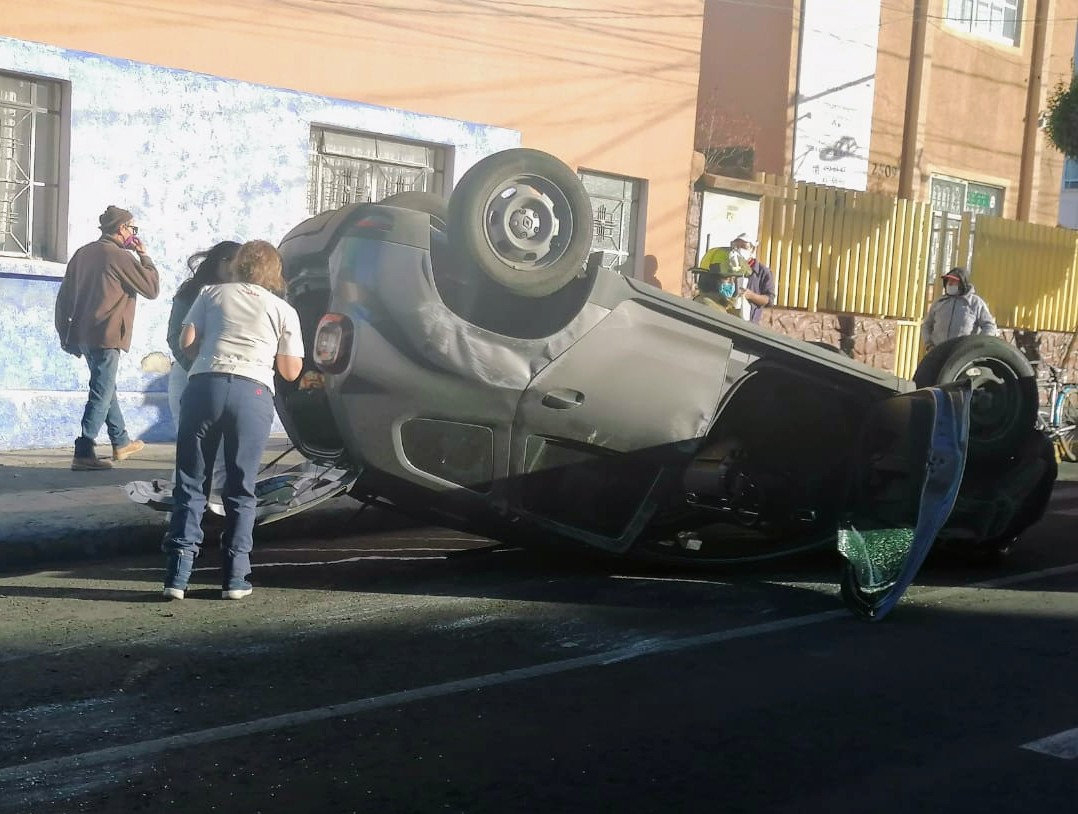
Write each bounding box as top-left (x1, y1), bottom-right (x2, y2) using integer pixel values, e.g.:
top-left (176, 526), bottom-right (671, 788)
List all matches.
top-left (733, 232), bottom-right (757, 246)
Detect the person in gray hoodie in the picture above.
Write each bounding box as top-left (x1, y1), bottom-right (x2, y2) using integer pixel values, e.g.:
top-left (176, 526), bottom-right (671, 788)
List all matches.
top-left (922, 266), bottom-right (998, 353)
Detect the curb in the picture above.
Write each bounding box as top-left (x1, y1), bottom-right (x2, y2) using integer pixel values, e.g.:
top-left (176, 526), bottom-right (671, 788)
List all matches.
top-left (0, 521), bottom-right (166, 572)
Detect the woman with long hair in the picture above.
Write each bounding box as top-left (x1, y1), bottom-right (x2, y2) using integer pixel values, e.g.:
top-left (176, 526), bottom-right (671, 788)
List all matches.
top-left (167, 241), bottom-right (241, 427)
top-left (162, 240), bottom-right (303, 600)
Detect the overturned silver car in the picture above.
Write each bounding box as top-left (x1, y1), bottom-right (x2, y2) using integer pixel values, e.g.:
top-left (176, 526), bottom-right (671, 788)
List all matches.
top-left (134, 149), bottom-right (1058, 620)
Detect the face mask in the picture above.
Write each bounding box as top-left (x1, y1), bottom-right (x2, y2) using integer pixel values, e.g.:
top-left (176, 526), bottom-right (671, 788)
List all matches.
top-left (122, 234), bottom-right (139, 249)
top-left (719, 281), bottom-right (737, 299)
top-left (945, 283), bottom-right (960, 296)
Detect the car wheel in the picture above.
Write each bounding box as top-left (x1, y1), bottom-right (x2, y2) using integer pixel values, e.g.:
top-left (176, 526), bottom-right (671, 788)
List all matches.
top-left (913, 335), bottom-right (1037, 462)
top-left (448, 148), bottom-right (594, 298)
top-left (380, 191), bottom-right (448, 231)
top-left (1060, 392), bottom-right (1078, 462)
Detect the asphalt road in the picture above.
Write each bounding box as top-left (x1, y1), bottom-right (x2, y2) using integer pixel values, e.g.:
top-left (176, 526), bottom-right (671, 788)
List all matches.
top-left (1, 478), bottom-right (1077, 813)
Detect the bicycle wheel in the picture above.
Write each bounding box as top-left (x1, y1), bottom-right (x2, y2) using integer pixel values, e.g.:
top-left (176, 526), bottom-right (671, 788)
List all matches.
top-left (1059, 389), bottom-right (1078, 462)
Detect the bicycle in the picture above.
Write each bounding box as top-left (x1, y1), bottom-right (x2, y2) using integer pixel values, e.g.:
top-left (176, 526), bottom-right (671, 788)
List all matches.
top-left (1036, 365), bottom-right (1078, 463)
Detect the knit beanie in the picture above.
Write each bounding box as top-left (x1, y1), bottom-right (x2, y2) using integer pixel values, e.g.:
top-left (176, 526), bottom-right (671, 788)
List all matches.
top-left (99, 205), bottom-right (133, 234)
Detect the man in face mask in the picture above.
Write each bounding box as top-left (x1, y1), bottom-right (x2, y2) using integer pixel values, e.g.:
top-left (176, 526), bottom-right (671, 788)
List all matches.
top-left (54, 205), bottom-right (160, 470)
top-left (692, 263), bottom-right (746, 316)
top-left (696, 233), bottom-right (775, 322)
top-left (921, 266), bottom-right (998, 354)
top-left (729, 233), bottom-right (775, 323)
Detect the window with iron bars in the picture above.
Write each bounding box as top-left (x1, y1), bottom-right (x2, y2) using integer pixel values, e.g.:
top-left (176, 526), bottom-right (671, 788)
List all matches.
top-left (944, 0), bottom-right (1021, 46)
top-left (1, 71), bottom-right (66, 261)
top-left (578, 170), bottom-right (643, 277)
top-left (307, 127), bottom-right (447, 215)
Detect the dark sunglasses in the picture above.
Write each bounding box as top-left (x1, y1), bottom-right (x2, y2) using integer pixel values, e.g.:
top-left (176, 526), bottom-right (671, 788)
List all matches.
top-left (124, 224), bottom-right (139, 235)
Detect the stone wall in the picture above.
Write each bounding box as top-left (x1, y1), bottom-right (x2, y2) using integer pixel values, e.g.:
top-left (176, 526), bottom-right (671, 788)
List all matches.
top-left (758, 309), bottom-right (898, 372)
top-left (683, 190), bottom-right (703, 297)
top-left (759, 307), bottom-right (1078, 385)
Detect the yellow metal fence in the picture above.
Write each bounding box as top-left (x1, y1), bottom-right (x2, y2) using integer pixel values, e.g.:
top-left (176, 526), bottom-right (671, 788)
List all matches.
top-left (970, 216), bottom-right (1078, 333)
top-left (758, 182), bottom-right (935, 321)
top-left (751, 178), bottom-right (1078, 337)
top-left (734, 177), bottom-right (1078, 377)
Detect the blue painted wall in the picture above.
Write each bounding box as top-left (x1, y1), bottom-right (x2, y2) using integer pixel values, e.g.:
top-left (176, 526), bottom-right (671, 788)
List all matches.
top-left (0, 36), bottom-right (518, 450)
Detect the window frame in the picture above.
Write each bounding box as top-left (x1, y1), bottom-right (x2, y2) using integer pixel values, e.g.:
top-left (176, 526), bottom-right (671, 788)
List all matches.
top-left (0, 69), bottom-right (69, 262)
top-left (1063, 158), bottom-right (1078, 191)
top-left (307, 125), bottom-right (449, 216)
top-left (943, 0), bottom-right (1021, 47)
top-left (577, 168), bottom-right (646, 278)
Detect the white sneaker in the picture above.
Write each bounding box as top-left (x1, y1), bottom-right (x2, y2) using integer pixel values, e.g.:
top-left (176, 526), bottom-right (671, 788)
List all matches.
top-left (222, 587), bottom-right (253, 600)
top-left (162, 587), bottom-right (185, 600)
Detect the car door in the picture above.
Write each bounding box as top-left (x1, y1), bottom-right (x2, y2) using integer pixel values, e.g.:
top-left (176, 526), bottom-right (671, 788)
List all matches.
top-left (507, 299), bottom-right (734, 553)
top-left (838, 383), bottom-right (972, 620)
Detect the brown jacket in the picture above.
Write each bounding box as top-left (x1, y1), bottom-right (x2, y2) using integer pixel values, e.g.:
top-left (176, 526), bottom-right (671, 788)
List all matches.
top-left (55, 237), bottom-right (160, 352)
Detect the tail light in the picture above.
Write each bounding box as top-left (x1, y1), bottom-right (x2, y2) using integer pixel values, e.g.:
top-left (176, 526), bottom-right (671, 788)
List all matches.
top-left (313, 313), bottom-right (354, 374)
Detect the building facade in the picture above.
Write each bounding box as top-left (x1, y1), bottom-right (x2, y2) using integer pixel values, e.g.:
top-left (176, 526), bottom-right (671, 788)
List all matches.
top-left (696, 0), bottom-right (1076, 231)
top-left (0, 1), bottom-right (705, 450)
top-left (692, 0), bottom-right (1078, 379)
top-left (1056, 30), bottom-right (1078, 228)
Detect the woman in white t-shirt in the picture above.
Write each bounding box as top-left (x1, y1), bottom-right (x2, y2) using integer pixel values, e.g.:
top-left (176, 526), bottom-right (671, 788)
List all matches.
top-left (166, 240), bottom-right (240, 494)
top-left (162, 240), bottom-right (304, 601)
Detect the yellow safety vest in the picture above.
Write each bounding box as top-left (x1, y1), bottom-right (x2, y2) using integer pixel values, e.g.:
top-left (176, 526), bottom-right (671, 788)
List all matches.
top-left (693, 292), bottom-right (739, 316)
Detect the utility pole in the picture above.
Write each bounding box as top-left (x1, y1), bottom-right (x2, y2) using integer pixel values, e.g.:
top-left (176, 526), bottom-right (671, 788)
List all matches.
top-left (1017, 0), bottom-right (1051, 221)
top-left (898, 0), bottom-right (928, 200)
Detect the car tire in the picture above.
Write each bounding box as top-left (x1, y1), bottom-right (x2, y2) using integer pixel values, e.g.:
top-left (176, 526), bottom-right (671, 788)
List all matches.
top-left (448, 148), bottom-right (594, 298)
top-left (381, 191), bottom-right (448, 231)
top-left (913, 335), bottom-right (1038, 462)
top-left (1059, 392), bottom-right (1078, 462)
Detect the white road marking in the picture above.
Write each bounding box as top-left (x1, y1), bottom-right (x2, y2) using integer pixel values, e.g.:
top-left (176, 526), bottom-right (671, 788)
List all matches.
top-left (254, 556), bottom-right (450, 566)
top-left (967, 562), bottom-right (1078, 590)
top-left (122, 553), bottom-right (455, 574)
top-left (3, 562), bottom-right (1078, 782)
top-left (0, 607), bottom-right (847, 783)
top-left (258, 547), bottom-right (472, 553)
top-left (610, 574), bottom-right (732, 586)
top-left (120, 546), bottom-right (486, 573)
top-left (1021, 727), bottom-right (1078, 759)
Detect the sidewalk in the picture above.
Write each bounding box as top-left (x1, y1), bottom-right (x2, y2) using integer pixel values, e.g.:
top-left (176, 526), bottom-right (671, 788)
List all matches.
top-left (0, 436), bottom-right (302, 572)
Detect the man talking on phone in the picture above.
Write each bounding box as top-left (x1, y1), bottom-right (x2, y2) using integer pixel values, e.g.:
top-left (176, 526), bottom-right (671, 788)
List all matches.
top-left (55, 205), bottom-right (160, 470)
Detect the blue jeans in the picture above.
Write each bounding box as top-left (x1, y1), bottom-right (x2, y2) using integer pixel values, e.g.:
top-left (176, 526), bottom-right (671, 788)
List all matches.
top-left (164, 373), bottom-right (276, 589)
top-left (76, 347), bottom-right (131, 455)
top-left (168, 361), bottom-right (227, 492)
